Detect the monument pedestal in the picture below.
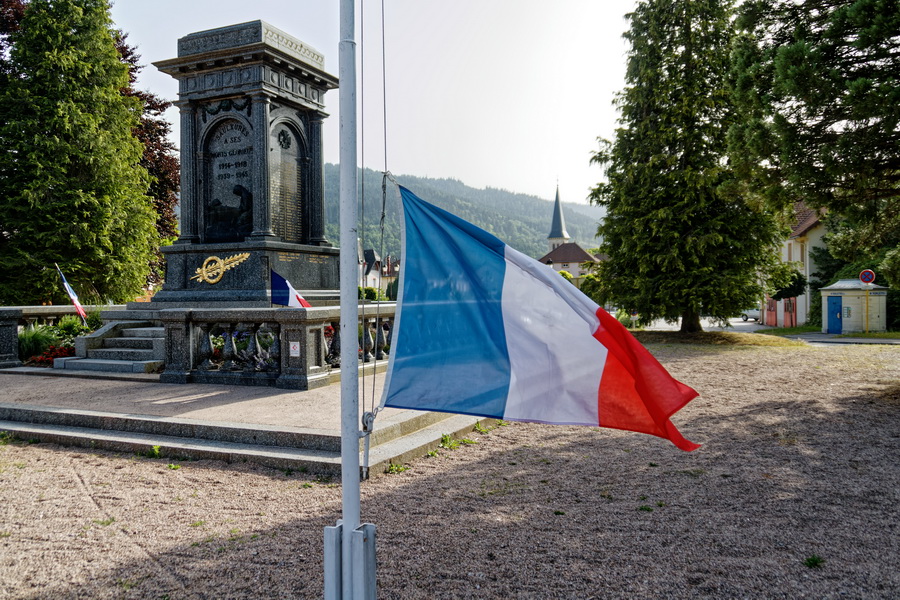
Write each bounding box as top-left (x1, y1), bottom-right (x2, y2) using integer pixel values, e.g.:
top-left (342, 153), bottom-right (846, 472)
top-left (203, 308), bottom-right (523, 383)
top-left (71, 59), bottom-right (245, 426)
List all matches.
top-left (131, 240), bottom-right (339, 309)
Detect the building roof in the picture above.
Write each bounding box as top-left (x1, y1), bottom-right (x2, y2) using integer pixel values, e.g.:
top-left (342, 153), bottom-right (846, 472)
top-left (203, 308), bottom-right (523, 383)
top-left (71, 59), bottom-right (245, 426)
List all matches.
top-left (790, 202), bottom-right (824, 238)
top-left (363, 248), bottom-right (381, 276)
top-left (820, 279), bottom-right (887, 291)
top-left (538, 242), bottom-right (598, 265)
top-left (548, 186), bottom-right (570, 240)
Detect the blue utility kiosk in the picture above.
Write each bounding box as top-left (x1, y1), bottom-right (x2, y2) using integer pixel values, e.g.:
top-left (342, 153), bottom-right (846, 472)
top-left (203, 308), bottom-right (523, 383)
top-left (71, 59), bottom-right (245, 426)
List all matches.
top-left (820, 279), bottom-right (888, 334)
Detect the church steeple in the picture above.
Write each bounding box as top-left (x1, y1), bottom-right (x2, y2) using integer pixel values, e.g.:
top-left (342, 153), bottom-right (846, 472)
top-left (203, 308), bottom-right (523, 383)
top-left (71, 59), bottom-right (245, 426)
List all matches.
top-left (548, 185), bottom-right (570, 252)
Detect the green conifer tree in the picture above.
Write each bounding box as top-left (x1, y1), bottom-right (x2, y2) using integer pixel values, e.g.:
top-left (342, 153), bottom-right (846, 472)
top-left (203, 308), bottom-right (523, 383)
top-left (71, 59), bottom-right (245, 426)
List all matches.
top-left (0, 0), bottom-right (156, 304)
top-left (589, 0), bottom-right (786, 332)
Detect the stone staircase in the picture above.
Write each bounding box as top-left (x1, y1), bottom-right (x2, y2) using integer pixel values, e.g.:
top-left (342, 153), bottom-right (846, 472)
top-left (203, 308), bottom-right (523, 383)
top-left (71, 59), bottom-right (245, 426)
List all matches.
top-left (55, 321), bottom-right (164, 374)
top-left (0, 402), bottom-right (487, 475)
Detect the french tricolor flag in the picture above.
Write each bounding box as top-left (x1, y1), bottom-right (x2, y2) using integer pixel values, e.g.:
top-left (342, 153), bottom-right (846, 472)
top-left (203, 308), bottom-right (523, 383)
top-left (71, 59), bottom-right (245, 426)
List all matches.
top-left (271, 270), bottom-right (311, 308)
top-left (55, 263), bottom-right (87, 322)
top-left (382, 186), bottom-right (700, 451)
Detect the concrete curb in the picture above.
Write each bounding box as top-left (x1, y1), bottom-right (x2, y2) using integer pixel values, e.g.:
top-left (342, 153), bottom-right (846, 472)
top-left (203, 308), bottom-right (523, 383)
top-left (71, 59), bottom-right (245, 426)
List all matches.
top-left (0, 400), bottom-right (493, 477)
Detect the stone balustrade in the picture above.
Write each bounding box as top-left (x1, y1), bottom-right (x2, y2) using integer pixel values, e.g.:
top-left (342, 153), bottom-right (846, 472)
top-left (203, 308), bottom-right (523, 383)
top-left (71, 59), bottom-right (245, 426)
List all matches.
top-left (5, 305), bottom-right (127, 327)
top-left (0, 304), bottom-right (394, 386)
top-left (158, 303), bottom-right (395, 390)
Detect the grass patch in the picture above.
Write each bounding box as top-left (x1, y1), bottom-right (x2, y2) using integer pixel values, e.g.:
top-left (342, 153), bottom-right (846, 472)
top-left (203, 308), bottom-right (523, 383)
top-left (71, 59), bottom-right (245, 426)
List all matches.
top-left (804, 554), bottom-right (825, 568)
top-left (836, 331), bottom-right (900, 339)
top-left (385, 463), bottom-right (409, 474)
top-left (142, 445), bottom-right (161, 459)
top-left (439, 434), bottom-right (460, 450)
top-left (473, 420), bottom-right (508, 435)
top-left (630, 331), bottom-right (804, 347)
top-left (755, 325), bottom-right (820, 336)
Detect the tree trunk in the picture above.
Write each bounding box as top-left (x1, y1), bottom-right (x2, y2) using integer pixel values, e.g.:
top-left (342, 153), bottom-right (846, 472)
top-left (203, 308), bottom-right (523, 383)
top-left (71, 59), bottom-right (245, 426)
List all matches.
top-left (680, 310), bottom-right (703, 333)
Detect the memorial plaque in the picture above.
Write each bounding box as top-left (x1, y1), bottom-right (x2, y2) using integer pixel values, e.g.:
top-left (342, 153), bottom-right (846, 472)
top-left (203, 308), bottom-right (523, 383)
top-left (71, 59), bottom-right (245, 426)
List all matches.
top-left (270, 123), bottom-right (302, 243)
top-left (205, 118), bottom-right (254, 243)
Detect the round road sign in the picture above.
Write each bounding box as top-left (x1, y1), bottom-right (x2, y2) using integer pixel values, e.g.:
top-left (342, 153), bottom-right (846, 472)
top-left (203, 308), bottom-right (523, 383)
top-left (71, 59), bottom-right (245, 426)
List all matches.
top-left (860, 269), bottom-right (876, 284)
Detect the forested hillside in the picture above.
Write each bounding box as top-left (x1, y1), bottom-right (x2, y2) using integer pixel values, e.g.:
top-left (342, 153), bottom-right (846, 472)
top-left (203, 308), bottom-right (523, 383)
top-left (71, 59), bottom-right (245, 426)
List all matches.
top-left (323, 164), bottom-right (603, 259)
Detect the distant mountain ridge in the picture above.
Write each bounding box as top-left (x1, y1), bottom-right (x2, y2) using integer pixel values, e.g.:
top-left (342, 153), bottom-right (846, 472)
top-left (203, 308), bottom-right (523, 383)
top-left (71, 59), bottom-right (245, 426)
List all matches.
top-left (323, 164), bottom-right (603, 259)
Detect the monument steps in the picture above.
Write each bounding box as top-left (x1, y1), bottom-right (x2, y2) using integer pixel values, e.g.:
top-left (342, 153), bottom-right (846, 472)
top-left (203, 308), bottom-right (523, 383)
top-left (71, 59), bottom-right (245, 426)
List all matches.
top-left (57, 323), bottom-right (165, 374)
top-left (0, 401), bottom-right (489, 475)
top-left (87, 347), bottom-right (156, 362)
top-left (54, 357), bottom-right (164, 374)
top-left (0, 419), bottom-right (342, 473)
top-left (103, 337), bottom-right (154, 350)
top-left (120, 327), bottom-right (165, 337)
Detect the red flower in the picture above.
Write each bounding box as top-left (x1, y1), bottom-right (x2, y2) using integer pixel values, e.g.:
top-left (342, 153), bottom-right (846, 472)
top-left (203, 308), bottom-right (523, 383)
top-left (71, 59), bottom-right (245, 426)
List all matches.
top-left (29, 345), bottom-right (76, 367)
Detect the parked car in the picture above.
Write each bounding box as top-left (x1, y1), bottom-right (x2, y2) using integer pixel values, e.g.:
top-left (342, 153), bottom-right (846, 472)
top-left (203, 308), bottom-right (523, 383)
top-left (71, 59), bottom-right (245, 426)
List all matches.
top-left (741, 308), bottom-right (761, 321)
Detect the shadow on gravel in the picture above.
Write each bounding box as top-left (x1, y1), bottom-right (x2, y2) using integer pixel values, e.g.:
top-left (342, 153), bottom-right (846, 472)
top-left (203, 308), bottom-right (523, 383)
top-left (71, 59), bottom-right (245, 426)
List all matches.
top-left (872, 382), bottom-right (900, 405)
top-left (16, 375), bottom-right (900, 600)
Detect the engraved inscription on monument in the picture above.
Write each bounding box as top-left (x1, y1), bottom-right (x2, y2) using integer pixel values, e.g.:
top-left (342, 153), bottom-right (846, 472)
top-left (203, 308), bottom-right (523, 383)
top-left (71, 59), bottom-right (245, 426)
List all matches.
top-left (204, 118), bottom-right (254, 243)
top-left (270, 123), bottom-right (302, 243)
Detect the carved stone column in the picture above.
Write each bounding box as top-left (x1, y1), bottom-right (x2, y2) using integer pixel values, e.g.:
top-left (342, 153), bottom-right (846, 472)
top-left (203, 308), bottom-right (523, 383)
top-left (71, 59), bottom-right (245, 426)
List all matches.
top-left (276, 311), bottom-right (332, 390)
top-left (159, 310), bottom-right (194, 384)
top-left (0, 309), bottom-right (22, 368)
top-left (308, 112), bottom-right (329, 246)
top-left (176, 101), bottom-right (199, 243)
top-left (250, 92), bottom-right (275, 239)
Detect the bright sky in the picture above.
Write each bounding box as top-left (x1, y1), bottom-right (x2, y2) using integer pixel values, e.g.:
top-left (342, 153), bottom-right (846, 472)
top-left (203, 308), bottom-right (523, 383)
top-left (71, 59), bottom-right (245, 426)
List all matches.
top-left (110, 0), bottom-right (636, 205)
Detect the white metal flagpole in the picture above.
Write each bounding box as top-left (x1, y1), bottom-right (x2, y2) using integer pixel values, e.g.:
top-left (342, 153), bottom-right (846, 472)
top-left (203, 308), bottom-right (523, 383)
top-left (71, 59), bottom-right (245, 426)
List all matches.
top-left (325, 0), bottom-right (376, 598)
top-left (338, 0), bottom-right (360, 544)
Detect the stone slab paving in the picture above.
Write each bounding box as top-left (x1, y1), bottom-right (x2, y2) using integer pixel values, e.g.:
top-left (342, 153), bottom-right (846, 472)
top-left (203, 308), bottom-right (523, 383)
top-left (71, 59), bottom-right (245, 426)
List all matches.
top-left (0, 368), bottom-right (487, 474)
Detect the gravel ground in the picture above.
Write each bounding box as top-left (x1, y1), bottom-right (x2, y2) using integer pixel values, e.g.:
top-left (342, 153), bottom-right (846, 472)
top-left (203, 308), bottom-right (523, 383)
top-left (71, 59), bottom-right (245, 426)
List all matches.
top-left (1, 343), bottom-right (898, 599)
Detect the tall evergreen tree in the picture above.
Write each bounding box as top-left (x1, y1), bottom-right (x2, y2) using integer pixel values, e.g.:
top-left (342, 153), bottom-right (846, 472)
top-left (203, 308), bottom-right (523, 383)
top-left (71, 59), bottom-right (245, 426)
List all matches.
top-left (730, 0), bottom-right (900, 286)
top-left (590, 0), bottom-right (786, 332)
top-left (0, 0), bottom-right (157, 304)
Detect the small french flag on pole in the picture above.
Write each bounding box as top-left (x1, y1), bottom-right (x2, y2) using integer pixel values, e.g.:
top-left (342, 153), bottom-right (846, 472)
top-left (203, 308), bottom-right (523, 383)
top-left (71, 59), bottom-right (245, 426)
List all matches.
top-left (382, 186), bottom-right (700, 451)
top-left (271, 269), bottom-right (312, 308)
top-left (54, 263), bottom-right (87, 322)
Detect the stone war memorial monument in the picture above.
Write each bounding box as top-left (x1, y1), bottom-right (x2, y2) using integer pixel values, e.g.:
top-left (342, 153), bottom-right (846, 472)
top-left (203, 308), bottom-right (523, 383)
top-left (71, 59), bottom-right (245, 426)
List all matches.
top-left (52, 21), bottom-right (398, 390)
top-left (148, 20), bottom-right (339, 307)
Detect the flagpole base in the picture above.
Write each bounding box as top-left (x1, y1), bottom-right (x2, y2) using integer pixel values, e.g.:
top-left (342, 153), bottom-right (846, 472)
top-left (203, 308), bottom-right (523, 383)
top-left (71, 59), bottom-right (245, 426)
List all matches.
top-left (324, 521), bottom-right (377, 600)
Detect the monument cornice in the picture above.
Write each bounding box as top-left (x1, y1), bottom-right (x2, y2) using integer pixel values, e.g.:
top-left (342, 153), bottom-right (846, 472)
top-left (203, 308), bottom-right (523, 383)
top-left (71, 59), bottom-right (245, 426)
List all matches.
top-left (154, 46), bottom-right (337, 89)
top-left (177, 21), bottom-right (324, 66)
top-left (153, 20), bottom-right (338, 90)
